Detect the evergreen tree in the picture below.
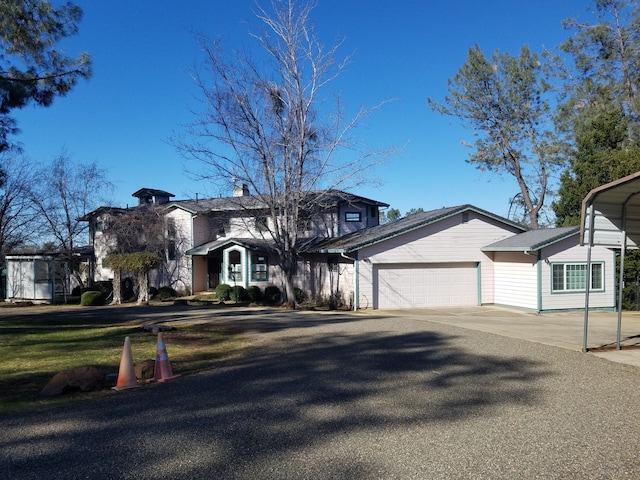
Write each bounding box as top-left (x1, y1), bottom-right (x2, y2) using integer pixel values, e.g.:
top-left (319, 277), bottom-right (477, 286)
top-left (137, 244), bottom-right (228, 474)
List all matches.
top-left (0, 0), bottom-right (91, 152)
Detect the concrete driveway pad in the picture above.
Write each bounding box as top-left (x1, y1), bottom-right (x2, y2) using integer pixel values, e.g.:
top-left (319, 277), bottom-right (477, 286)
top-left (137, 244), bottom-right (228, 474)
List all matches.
top-left (1, 305), bottom-right (639, 479)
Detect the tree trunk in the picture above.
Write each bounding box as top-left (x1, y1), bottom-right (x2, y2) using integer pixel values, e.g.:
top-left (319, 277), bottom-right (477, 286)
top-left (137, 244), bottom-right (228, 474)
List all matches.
top-left (283, 271), bottom-right (296, 309)
top-left (111, 269), bottom-right (122, 305)
top-left (137, 270), bottom-right (149, 305)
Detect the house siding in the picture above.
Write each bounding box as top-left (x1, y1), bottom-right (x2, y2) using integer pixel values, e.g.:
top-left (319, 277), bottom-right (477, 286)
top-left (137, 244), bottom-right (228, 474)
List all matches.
top-left (92, 213), bottom-right (117, 282)
top-left (339, 203), bottom-right (378, 235)
top-left (5, 256), bottom-right (67, 303)
top-left (355, 212), bottom-right (522, 309)
top-left (160, 208), bottom-right (194, 294)
top-left (492, 252), bottom-right (539, 310)
top-left (298, 256), bottom-right (354, 305)
top-left (539, 240), bottom-right (615, 311)
top-left (490, 237), bottom-right (615, 312)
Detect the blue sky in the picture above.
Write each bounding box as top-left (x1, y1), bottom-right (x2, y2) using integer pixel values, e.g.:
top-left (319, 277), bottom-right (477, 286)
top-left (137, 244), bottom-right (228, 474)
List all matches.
top-left (13, 0), bottom-right (592, 218)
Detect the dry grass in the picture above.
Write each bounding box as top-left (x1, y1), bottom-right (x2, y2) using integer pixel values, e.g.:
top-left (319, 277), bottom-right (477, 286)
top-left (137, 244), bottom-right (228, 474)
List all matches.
top-left (0, 307), bottom-right (248, 414)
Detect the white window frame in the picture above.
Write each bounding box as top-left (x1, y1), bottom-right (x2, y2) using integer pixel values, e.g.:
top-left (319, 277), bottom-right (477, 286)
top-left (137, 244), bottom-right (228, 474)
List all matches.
top-left (345, 212), bottom-right (361, 222)
top-left (551, 262), bottom-right (604, 293)
top-left (251, 255), bottom-right (268, 281)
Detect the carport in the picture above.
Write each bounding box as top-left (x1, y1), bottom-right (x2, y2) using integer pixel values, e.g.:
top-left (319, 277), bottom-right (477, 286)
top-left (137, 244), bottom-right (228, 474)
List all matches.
top-left (581, 171), bottom-right (640, 352)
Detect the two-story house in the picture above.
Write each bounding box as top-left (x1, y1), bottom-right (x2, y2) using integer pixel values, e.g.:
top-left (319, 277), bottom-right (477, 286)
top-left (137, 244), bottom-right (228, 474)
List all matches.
top-left (9, 185), bottom-right (615, 313)
top-left (83, 185), bottom-right (388, 304)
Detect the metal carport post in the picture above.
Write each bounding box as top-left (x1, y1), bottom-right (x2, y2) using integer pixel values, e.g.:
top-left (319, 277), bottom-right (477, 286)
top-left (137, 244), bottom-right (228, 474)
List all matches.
top-left (581, 171), bottom-right (640, 352)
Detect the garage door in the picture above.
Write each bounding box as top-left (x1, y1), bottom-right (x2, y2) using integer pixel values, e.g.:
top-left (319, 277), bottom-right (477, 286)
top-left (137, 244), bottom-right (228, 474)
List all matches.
top-left (376, 263), bottom-right (478, 309)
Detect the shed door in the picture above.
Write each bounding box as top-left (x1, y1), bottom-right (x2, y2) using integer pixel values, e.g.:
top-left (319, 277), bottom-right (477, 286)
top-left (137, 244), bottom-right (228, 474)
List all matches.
top-left (376, 263), bottom-right (478, 309)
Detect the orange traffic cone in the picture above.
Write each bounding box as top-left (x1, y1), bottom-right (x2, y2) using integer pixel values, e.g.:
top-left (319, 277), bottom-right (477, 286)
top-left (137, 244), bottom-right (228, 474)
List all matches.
top-left (149, 332), bottom-right (180, 383)
top-left (113, 336), bottom-right (140, 390)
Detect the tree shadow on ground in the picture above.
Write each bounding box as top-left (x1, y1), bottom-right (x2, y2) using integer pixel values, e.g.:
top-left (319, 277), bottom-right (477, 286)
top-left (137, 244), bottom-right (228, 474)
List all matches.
top-left (1, 315), bottom-right (553, 480)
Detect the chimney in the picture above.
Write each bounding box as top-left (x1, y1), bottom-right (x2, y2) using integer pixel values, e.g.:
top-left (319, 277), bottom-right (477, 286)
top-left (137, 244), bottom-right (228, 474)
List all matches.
top-left (233, 183), bottom-right (250, 197)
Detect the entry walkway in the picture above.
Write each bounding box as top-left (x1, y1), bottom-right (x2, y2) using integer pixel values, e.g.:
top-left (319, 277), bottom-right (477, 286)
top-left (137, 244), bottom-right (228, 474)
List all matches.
top-left (372, 306), bottom-right (640, 367)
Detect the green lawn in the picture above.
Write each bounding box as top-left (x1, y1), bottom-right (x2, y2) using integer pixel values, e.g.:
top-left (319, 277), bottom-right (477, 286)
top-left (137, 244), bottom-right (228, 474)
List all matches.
top-left (0, 305), bottom-right (248, 414)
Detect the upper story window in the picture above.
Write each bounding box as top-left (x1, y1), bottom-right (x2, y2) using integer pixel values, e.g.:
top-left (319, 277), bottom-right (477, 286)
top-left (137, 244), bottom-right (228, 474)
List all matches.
top-left (166, 217), bottom-right (176, 238)
top-left (255, 216), bottom-right (269, 232)
top-left (345, 212), bottom-right (361, 222)
top-left (551, 262), bottom-right (604, 293)
top-left (95, 220), bottom-right (104, 233)
top-left (297, 214), bottom-right (312, 232)
top-left (167, 240), bottom-right (177, 261)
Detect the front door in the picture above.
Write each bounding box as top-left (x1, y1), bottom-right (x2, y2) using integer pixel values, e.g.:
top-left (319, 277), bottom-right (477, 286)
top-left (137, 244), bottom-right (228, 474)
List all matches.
top-left (207, 255), bottom-right (221, 290)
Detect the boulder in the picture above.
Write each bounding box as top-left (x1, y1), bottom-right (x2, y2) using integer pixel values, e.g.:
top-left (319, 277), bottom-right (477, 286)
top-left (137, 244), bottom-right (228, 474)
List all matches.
top-left (41, 366), bottom-right (104, 397)
top-left (135, 359), bottom-right (156, 380)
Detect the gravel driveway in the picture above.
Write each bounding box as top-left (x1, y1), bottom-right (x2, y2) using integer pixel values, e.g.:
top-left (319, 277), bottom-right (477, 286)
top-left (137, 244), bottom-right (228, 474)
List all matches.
top-left (1, 307), bottom-right (639, 479)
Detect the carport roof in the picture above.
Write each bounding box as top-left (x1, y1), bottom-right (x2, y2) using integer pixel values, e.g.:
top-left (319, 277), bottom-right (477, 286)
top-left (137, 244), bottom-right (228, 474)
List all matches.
top-left (315, 204), bottom-right (527, 253)
top-left (581, 170), bottom-right (640, 248)
top-left (482, 226), bottom-right (579, 253)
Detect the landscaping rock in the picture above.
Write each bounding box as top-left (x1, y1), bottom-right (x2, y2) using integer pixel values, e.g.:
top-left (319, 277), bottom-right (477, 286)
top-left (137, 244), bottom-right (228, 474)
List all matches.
top-left (140, 324), bottom-right (175, 332)
top-left (135, 359), bottom-right (156, 380)
top-left (40, 366), bottom-right (104, 397)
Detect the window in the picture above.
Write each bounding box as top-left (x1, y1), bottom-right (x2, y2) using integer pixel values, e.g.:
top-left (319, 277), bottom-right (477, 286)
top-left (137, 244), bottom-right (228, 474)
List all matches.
top-left (228, 250), bottom-right (242, 282)
top-left (95, 220), bottom-right (104, 233)
top-left (255, 216), bottom-right (269, 232)
top-left (166, 217), bottom-right (176, 238)
top-left (345, 212), bottom-right (361, 222)
top-left (297, 214), bottom-right (311, 232)
top-left (34, 260), bottom-right (49, 283)
top-left (251, 255), bottom-right (268, 281)
top-left (167, 240), bottom-right (176, 261)
top-left (215, 217), bottom-right (231, 236)
top-left (552, 262), bottom-right (604, 293)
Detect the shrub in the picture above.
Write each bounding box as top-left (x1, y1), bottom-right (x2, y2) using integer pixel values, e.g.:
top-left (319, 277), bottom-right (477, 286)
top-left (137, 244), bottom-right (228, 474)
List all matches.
top-left (264, 286), bottom-right (281, 305)
top-left (156, 286), bottom-right (177, 300)
top-left (246, 285), bottom-right (262, 302)
top-left (71, 286), bottom-right (82, 296)
top-left (231, 285), bottom-right (247, 302)
top-left (149, 287), bottom-right (158, 298)
top-left (294, 287), bottom-right (306, 303)
top-left (81, 290), bottom-right (105, 306)
top-left (94, 281), bottom-right (113, 297)
top-left (215, 283), bottom-right (232, 301)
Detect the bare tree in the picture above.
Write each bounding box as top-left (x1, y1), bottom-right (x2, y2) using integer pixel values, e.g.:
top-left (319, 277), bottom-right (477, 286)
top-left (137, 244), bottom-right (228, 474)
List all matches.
top-left (175, 0), bottom-right (391, 304)
top-left (31, 153), bottom-right (113, 290)
top-left (102, 205), bottom-right (167, 304)
top-left (0, 154), bottom-right (39, 259)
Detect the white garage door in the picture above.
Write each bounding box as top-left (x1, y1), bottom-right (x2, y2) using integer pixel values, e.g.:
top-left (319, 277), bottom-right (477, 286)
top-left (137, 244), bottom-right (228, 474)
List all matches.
top-left (376, 263), bottom-right (478, 309)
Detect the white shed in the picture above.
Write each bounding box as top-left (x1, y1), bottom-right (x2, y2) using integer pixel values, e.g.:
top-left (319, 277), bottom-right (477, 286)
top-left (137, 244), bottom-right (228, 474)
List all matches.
top-left (5, 254), bottom-right (68, 304)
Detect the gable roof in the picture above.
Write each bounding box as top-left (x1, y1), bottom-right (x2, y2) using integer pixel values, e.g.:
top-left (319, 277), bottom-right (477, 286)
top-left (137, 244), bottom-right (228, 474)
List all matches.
top-left (165, 189), bottom-right (388, 215)
top-left (481, 226), bottom-right (580, 253)
top-left (314, 204), bottom-right (527, 253)
top-left (186, 237), bottom-right (271, 256)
